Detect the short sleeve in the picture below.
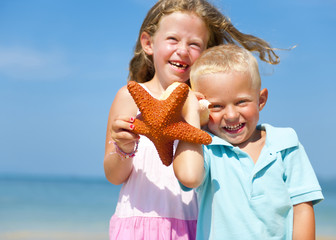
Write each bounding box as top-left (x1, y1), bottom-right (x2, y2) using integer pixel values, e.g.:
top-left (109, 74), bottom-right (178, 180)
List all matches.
top-left (201, 145), bottom-right (211, 185)
top-left (179, 182), bottom-right (193, 192)
top-left (283, 143), bottom-right (324, 205)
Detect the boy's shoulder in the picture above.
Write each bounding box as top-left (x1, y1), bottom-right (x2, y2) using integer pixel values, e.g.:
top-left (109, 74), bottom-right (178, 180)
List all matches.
top-left (260, 124), bottom-right (299, 152)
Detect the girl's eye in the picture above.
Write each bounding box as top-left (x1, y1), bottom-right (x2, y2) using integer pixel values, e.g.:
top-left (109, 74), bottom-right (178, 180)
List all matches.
top-left (190, 42), bottom-right (200, 47)
top-left (167, 37), bottom-right (178, 41)
top-left (190, 42), bottom-right (202, 50)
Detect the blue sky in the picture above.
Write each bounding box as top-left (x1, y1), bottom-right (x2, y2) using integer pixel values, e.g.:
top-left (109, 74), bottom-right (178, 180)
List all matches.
top-left (0, 0), bottom-right (335, 179)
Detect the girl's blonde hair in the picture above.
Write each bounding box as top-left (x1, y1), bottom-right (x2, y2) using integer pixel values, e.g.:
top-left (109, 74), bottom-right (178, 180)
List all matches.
top-left (129, 0), bottom-right (279, 83)
top-left (190, 44), bottom-right (261, 90)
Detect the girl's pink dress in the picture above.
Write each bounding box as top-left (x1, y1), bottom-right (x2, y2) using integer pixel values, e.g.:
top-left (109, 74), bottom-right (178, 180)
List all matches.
top-left (109, 85), bottom-right (198, 240)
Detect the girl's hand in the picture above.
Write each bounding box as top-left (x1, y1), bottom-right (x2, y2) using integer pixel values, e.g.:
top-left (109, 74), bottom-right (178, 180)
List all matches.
top-left (110, 115), bottom-right (139, 154)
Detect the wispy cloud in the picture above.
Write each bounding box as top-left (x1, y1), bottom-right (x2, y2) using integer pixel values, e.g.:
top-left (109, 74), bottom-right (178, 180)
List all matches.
top-left (0, 46), bottom-right (71, 81)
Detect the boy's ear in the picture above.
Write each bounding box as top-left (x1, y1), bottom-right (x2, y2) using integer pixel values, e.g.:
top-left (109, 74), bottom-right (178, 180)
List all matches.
top-left (259, 88), bottom-right (268, 111)
top-left (140, 32), bottom-right (153, 55)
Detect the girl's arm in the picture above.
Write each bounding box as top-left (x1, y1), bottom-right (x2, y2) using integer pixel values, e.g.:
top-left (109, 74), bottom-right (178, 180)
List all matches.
top-left (173, 91), bottom-right (205, 189)
top-left (104, 85), bottom-right (139, 185)
top-left (293, 201), bottom-right (315, 240)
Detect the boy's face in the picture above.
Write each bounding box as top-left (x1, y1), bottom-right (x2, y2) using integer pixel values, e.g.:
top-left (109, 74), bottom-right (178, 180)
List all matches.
top-left (193, 71), bottom-right (267, 147)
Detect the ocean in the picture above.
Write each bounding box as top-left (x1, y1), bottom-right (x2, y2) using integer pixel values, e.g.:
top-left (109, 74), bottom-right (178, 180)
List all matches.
top-left (0, 175), bottom-right (120, 240)
top-left (0, 175), bottom-right (335, 240)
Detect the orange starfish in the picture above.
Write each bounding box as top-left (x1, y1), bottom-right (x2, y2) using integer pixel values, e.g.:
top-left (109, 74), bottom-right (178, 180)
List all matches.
top-left (127, 81), bottom-right (212, 166)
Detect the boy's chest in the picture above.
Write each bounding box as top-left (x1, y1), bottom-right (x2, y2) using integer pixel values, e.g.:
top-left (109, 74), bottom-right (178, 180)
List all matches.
top-left (210, 147), bottom-right (288, 200)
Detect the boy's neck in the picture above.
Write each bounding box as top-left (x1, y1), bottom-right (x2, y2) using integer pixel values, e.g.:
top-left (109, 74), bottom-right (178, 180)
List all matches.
top-left (236, 129), bottom-right (266, 164)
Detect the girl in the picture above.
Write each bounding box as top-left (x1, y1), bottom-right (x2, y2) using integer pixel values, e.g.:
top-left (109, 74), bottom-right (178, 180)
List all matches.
top-left (104, 0), bottom-right (279, 239)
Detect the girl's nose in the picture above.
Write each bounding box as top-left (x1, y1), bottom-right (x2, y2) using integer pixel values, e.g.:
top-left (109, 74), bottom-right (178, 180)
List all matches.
top-left (176, 43), bottom-right (189, 57)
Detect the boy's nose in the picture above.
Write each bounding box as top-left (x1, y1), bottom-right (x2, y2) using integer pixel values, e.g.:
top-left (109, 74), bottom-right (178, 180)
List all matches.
top-left (224, 106), bottom-right (239, 120)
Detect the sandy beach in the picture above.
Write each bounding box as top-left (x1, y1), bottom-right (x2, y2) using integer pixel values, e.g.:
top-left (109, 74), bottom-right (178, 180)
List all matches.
top-left (0, 231), bottom-right (107, 240)
top-left (0, 231), bottom-right (335, 240)
top-left (318, 237), bottom-right (336, 240)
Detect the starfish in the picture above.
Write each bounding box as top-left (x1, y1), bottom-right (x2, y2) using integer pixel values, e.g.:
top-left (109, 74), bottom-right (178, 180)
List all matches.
top-left (127, 81), bottom-right (212, 166)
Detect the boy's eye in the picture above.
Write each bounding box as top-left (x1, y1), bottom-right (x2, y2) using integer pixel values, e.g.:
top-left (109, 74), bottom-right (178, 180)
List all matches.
top-left (209, 104), bottom-right (223, 111)
top-left (237, 99), bottom-right (249, 106)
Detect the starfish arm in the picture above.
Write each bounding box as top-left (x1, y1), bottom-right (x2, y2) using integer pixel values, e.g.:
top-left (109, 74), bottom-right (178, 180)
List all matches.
top-left (132, 119), bottom-right (151, 135)
top-left (163, 83), bottom-right (189, 122)
top-left (163, 122), bottom-right (212, 145)
top-left (151, 139), bottom-right (175, 166)
top-left (127, 81), bottom-right (160, 117)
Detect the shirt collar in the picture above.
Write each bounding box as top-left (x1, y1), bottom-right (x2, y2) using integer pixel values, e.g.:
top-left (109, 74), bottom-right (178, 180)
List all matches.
top-left (207, 123), bottom-right (299, 152)
top-left (261, 123), bottom-right (299, 152)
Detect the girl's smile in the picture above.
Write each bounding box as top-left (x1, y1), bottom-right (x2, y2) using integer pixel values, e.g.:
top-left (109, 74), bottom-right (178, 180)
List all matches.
top-left (169, 60), bottom-right (189, 72)
top-left (142, 11), bottom-right (209, 87)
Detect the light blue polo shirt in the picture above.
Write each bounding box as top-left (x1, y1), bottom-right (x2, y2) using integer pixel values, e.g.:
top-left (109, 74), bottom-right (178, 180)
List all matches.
top-left (183, 124), bottom-right (323, 240)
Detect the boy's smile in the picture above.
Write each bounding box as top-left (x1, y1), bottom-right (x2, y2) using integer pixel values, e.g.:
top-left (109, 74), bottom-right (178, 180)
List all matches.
top-left (223, 123), bottom-right (245, 133)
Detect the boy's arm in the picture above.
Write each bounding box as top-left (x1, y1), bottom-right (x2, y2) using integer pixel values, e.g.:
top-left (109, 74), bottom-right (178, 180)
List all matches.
top-left (293, 201), bottom-right (315, 240)
top-left (173, 91), bottom-right (205, 189)
top-left (174, 140), bottom-right (204, 188)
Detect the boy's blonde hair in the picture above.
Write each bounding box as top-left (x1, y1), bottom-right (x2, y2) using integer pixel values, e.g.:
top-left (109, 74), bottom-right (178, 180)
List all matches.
top-left (128, 0), bottom-right (279, 83)
top-left (190, 44), bottom-right (261, 89)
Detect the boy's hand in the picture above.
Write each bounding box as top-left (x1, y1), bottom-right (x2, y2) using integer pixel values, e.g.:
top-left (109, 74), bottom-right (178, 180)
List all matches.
top-left (183, 91), bottom-right (210, 126)
top-left (182, 90), bottom-right (202, 127)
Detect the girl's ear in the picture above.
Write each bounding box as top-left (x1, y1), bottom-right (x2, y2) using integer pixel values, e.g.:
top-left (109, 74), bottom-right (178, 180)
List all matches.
top-left (259, 88), bottom-right (268, 111)
top-left (140, 32), bottom-right (154, 55)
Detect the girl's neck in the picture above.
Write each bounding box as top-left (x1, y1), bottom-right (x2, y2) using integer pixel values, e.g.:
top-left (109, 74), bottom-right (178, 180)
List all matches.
top-left (143, 77), bottom-right (172, 98)
top-left (143, 81), bottom-right (164, 98)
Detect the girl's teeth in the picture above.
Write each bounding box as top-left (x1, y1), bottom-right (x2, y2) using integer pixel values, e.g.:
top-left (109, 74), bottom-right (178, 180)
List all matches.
top-left (170, 61), bottom-right (187, 69)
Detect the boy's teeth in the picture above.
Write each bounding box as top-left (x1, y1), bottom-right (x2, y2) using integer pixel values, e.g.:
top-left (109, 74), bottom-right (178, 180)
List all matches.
top-left (225, 124), bottom-right (243, 131)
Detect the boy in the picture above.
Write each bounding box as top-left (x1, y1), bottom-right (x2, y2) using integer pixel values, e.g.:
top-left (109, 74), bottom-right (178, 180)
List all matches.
top-left (173, 44), bottom-right (323, 240)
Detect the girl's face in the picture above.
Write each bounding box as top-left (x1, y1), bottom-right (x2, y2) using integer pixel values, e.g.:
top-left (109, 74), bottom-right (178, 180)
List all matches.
top-left (193, 71), bottom-right (267, 147)
top-left (142, 12), bottom-right (209, 87)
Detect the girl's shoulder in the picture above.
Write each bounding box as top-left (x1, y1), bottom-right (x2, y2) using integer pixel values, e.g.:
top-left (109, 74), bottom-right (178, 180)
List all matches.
top-left (113, 84), bottom-right (137, 105)
top-left (110, 84), bottom-right (138, 115)
top-left (116, 84), bottom-right (132, 98)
